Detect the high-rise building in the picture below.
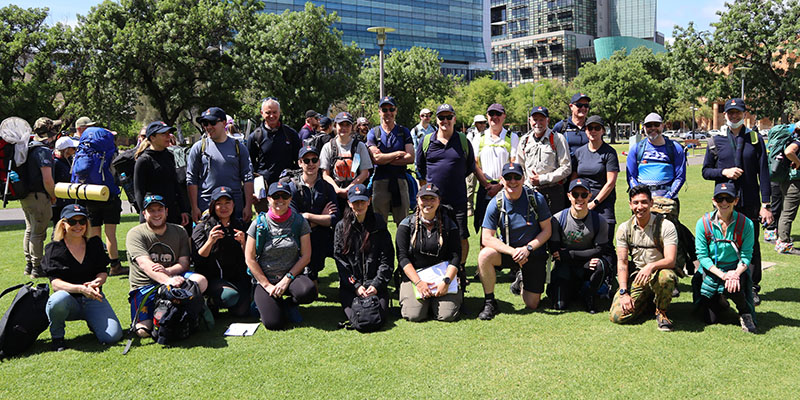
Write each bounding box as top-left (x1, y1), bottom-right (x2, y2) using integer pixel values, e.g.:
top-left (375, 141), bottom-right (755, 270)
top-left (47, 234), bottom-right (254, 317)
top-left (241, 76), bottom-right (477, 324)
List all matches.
top-left (491, 0), bottom-right (664, 86)
top-left (262, 0), bottom-right (491, 81)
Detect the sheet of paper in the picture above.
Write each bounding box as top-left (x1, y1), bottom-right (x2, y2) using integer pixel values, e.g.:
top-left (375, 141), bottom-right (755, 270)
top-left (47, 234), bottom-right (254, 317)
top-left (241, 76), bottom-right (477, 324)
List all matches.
top-left (224, 323), bottom-right (261, 336)
top-left (414, 261), bottom-right (459, 298)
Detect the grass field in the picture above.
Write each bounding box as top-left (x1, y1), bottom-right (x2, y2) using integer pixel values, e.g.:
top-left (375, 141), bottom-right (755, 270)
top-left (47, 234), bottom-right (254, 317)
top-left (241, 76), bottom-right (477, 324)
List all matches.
top-left (2, 156), bottom-right (799, 399)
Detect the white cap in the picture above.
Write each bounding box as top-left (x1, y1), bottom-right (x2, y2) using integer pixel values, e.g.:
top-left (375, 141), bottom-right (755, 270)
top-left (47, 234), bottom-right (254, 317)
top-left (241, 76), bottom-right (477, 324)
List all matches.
top-left (55, 136), bottom-right (78, 151)
top-left (473, 114), bottom-right (488, 123)
top-left (644, 112), bottom-right (663, 124)
top-left (419, 108), bottom-right (432, 116)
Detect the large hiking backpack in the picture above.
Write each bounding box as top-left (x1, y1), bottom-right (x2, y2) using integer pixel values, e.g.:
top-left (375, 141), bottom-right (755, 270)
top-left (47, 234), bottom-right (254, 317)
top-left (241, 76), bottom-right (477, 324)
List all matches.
top-left (328, 136), bottom-right (368, 186)
top-left (304, 132), bottom-right (332, 155)
top-left (0, 117), bottom-right (33, 205)
top-left (0, 282), bottom-right (50, 359)
top-left (71, 127), bottom-right (118, 190)
top-left (767, 124), bottom-right (797, 183)
top-left (152, 280), bottom-right (205, 345)
top-left (111, 147), bottom-right (138, 212)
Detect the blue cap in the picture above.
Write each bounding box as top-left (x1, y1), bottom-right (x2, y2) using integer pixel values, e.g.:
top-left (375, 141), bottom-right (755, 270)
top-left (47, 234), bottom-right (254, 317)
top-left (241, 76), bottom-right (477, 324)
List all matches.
top-left (319, 116), bottom-right (332, 128)
top-left (570, 93), bottom-right (591, 104)
top-left (143, 193), bottom-right (166, 209)
top-left (379, 96), bottom-right (396, 107)
top-left (436, 103), bottom-right (455, 115)
top-left (417, 183), bottom-right (440, 198)
top-left (196, 107), bottom-right (226, 124)
top-left (268, 181), bottom-right (292, 197)
top-left (714, 182), bottom-right (737, 198)
top-left (530, 106), bottom-right (549, 118)
top-left (210, 186), bottom-right (233, 202)
top-left (145, 121), bottom-right (175, 139)
top-left (334, 112), bottom-right (354, 124)
top-left (724, 98), bottom-right (746, 112)
top-left (501, 162), bottom-right (523, 178)
top-left (347, 184), bottom-right (370, 202)
top-left (568, 178), bottom-right (591, 192)
top-left (298, 145), bottom-right (319, 158)
top-left (61, 204), bottom-right (88, 220)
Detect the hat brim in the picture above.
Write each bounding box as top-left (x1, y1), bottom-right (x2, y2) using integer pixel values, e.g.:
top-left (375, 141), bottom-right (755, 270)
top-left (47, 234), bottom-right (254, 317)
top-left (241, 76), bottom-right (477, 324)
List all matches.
top-left (724, 106), bottom-right (746, 113)
top-left (144, 200), bottom-right (167, 209)
top-left (348, 195), bottom-right (370, 203)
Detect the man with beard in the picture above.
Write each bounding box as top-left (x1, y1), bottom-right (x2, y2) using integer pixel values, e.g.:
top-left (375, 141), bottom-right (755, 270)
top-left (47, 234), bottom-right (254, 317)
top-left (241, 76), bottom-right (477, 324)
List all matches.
top-left (126, 194), bottom-right (209, 337)
top-left (516, 106), bottom-right (571, 213)
top-left (553, 93), bottom-right (591, 155)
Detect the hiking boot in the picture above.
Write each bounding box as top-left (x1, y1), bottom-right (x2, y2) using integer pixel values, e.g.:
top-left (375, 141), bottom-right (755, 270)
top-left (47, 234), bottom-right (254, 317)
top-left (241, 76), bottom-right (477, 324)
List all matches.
top-left (24, 262), bottom-right (32, 276)
top-left (740, 313), bottom-right (757, 334)
top-left (763, 229), bottom-right (777, 242)
top-left (30, 266), bottom-right (44, 279)
top-left (478, 299), bottom-right (499, 320)
top-left (753, 290), bottom-right (761, 307)
top-left (51, 338), bottom-right (67, 352)
top-left (655, 309), bottom-right (673, 332)
top-left (509, 270), bottom-right (523, 296)
top-left (108, 260), bottom-right (129, 276)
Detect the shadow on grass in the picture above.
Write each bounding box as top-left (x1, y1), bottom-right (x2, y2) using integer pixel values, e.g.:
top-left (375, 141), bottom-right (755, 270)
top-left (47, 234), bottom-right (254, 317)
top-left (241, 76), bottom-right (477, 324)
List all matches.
top-left (761, 287), bottom-right (800, 303)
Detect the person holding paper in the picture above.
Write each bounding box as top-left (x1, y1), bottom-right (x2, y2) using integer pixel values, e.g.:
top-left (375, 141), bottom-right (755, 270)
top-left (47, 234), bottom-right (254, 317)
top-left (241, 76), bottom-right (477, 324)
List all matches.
top-left (333, 184), bottom-right (394, 325)
top-left (478, 162), bottom-right (552, 320)
top-left (395, 184), bottom-right (462, 322)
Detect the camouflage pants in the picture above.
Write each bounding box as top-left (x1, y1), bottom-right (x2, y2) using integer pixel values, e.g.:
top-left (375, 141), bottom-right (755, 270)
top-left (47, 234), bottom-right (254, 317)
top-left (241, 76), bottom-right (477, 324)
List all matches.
top-left (465, 173), bottom-right (477, 214)
top-left (609, 269), bottom-right (678, 324)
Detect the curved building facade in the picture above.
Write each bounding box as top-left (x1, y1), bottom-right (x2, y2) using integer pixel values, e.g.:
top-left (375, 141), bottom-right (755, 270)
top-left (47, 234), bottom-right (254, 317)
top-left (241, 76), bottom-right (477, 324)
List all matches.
top-left (593, 35), bottom-right (666, 60)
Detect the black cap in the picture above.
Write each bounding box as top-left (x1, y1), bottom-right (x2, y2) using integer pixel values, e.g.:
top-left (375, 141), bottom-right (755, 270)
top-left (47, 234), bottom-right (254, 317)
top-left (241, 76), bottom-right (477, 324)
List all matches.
top-left (196, 107), bottom-right (226, 124)
top-left (334, 112), bottom-right (354, 124)
top-left (501, 162), bottom-right (523, 178)
top-left (379, 96), bottom-right (396, 107)
top-left (347, 184), bottom-right (370, 202)
top-left (487, 103), bottom-right (505, 114)
top-left (143, 193), bottom-right (166, 209)
top-left (724, 98), bottom-right (746, 112)
top-left (305, 110), bottom-right (318, 119)
top-left (714, 182), bottom-right (737, 198)
top-left (530, 106), bottom-right (549, 118)
top-left (61, 204), bottom-right (88, 220)
top-left (418, 183), bottom-right (440, 198)
top-left (585, 115), bottom-right (604, 128)
top-left (436, 103), bottom-right (455, 115)
top-left (268, 181), bottom-right (292, 197)
top-left (570, 93), bottom-right (591, 103)
top-left (568, 178), bottom-right (591, 192)
top-left (298, 145), bottom-right (320, 158)
top-left (319, 116), bottom-right (332, 128)
top-left (210, 186), bottom-right (234, 202)
top-left (145, 121), bottom-right (176, 139)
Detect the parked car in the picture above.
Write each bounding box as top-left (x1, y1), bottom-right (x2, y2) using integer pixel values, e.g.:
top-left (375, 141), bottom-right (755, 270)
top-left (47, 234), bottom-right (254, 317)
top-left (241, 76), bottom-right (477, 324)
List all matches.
top-left (663, 130), bottom-right (678, 138)
top-left (708, 129), bottom-right (722, 136)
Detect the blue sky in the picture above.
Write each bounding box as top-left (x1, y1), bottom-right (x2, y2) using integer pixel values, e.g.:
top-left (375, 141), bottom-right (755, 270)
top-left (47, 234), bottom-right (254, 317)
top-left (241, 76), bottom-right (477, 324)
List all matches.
top-left (3, 0), bottom-right (726, 41)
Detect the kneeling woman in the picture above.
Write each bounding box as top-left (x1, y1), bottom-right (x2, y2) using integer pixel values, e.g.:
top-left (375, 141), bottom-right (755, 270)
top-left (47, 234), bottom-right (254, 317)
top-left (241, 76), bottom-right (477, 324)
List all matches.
top-left (395, 184), bottom-right (462, 322)
top-left (245, 182), bottom-right (316, 329)
top-left (693, 183), bottom-right (757, 333)
top-left (192, 186), bottom-right (252, 316)
top-left (42, 204), bottom-right (123, 351)
top-left (333, 184), bottom-right (394, 325)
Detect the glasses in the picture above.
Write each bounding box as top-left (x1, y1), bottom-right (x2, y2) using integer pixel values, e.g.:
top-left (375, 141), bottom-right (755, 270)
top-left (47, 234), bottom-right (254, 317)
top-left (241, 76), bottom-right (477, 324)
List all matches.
top-left (503, 174), bottom-right (522, 181)
top-left (144, 194), bottom-right (164, 203)
top-left (488, 111), bottom-right (504, 117)
top-left (575, 103), bottom-right (590, 109)
top-left (714, 195), bottom-right (735, 203)
top-left (586, 125), bottom-right (604, 132)
top-left (201, 120), bottom-right (219, 127)
top-left (66, 218), bottom-right (87, 226)
top-left (301, 157), bottom-right (319, 164)
top-left (270, 193), bottom-right (291, 200)
top-left (437, 114), bottom-right (454, 121)
top-left (261, 96), bottom-right (280, 105)
top-left (571, 192), bottom-right (590, 199)
top-left (381, 107), bottom-right (396, 113)
top-left (645, 123), bottom-right (661, 128)
top-left (420, 114), bottom-right (432, 118)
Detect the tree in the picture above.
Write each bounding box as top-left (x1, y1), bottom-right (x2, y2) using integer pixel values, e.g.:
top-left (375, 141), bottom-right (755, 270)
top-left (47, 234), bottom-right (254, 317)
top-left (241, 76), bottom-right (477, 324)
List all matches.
top-left (233, 3), bottom-right (363, 128)
top-left (507, 79), bottom-right (568, 129)
top-left (446, 76), bottom-right (510, 128)
top-left (353, 46), bottom-right (457, 128)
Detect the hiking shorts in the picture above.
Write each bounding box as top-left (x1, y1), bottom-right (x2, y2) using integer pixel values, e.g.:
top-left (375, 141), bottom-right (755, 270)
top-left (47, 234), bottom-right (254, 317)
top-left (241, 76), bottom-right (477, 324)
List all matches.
top-left (128, 272), bottom-right (195, 322)
top-left (500, 254), bottom-right (546, 294)
top-left (81, 195), bottom-right (122, 226)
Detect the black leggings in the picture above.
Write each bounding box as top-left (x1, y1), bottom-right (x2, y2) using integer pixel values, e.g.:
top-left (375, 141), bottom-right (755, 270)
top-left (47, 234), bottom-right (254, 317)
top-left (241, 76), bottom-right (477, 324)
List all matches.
top-left (205, 278), bottom-right (253, 317)
top-left (339, 288), bottom-right (389, 322)
top-left (548, 259), bottom-right (609, 309)
top-left (698, 291), bottom-right (749, 324)
top-left (254, 275), bottom-right (317, 330)
top-left (305, 228), bottom-right (333, 281)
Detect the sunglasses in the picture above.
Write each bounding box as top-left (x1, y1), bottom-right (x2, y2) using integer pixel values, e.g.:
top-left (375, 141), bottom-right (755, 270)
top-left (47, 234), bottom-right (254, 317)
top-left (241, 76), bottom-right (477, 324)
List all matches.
top-left (571, 192), bottom-right (590, 199)
top-left (261, 96), bottom-right (280, 105)
top-left (575, 103), bottom-right (590, 109)
top-left (488, 111), bottom-right (504, 117)
top-left (714, 195), bottom-right (735, 203)
top-left (645, 123), bottom-right (661, 128)
top-left (503, 174), bottom-right (523, 181)
top-left (301, 157), bottom-right (319, 164)
top-left (437, 114), bottom-right (454, 121)
top-left (144, 194), bottom-right (164, 203)
top-left (421, 114), bottom-right (432, 118)
top-left (201, 120), bottom-right (219, 127)
top-left (381, 107), bottom-right (396, 113)
top-left (270, 193), bottom-right (291, 200)
top-left (66, 218), bottom-right (87, 226)
top-left (587, 125), bottom-right (604, 132)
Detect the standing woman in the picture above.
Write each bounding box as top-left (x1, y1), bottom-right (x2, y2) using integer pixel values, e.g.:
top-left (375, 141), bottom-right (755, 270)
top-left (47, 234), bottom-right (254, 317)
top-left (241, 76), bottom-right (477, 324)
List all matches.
top-left (245, 182), bottom-right (315, 330)
top-left (192, 186), bottom-right (251, 317)
top-left (133, 121), bottom-right (190, 226)
top-left (51, 137), bottom-right (78, 227)
top-left (693, 183), bottom-right (756, 333)
top-left (572, 115), bottom-right (620, 241)
top-left (333, 184), bottom-right (394, 325)
top-left (395, 184), bottom-right (462, 322)
top-left (42, 204), bottom-right (123, 351)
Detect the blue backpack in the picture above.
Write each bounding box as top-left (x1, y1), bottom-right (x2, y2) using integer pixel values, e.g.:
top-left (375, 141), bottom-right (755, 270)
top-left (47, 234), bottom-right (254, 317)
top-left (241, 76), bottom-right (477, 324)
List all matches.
top-left (71, 127), bottom-right (119, 194)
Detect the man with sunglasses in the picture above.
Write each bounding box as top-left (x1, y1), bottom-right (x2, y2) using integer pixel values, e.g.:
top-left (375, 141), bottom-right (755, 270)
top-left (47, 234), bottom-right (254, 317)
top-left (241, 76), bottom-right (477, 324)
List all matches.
top-left (188, 107), bottom-right (254, 222)
top-left (516, 106), bottom-right (571, 213)
top-left (287, 145), bottom-right (340, 284)
top-left (478, 163), bottom-right (552, 319)
top-left (626, 113), bottom-right (686, 208)
top-left (368, 96), bottom-right (414, 226)
top-left (553, 93), bottom-right (591, 156)
top-left (410, 108), bottom-right (436, 152)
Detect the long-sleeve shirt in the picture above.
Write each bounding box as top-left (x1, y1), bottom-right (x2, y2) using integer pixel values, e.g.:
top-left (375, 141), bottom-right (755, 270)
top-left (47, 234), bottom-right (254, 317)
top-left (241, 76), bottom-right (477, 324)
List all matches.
top-left (694, 210), bottom-right (754, 298)
top-left (701, 127), bottom-right (770, 210)
top-left (395, 214), bottom-right (461, 282)
top-left (626, 137), bottom-right (686, 199)
top-left (516, 129), bottom-right (571, 186)
top-left (333, 215), bottom-right (394, 294)
top-left (134, 149), bottom-right (189, 214)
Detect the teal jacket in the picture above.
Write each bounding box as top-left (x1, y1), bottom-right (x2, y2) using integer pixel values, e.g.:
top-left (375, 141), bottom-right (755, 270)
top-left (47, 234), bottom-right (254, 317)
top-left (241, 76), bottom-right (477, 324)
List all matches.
top-left (694, 210), bottom-right (754, 300)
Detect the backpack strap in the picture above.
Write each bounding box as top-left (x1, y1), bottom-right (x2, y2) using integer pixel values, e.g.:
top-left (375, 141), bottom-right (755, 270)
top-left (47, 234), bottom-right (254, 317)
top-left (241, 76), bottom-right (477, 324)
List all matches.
top-left (652, 213), bottom-right (664, 252)
top-left (590, 210), bottom-right (600, 240)
top-left (701, 212), bottom-right (714, 246)
top-left (290, 211), bottom-right (304, 245)
top-left (255, 212), bottom-right (269, 259)
top-left (636, 139), bottom-right (647, 164)
top-left (733, 211), bottom-right (746, 250)
top-left (0, 283), bottom-right (26, 300)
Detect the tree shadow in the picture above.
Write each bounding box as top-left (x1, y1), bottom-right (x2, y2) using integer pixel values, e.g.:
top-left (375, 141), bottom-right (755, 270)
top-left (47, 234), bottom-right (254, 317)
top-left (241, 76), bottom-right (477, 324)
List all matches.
top-left (754, 310), bottom-right (800, 334)
top-left (761, 287), bottom-right (800, 303)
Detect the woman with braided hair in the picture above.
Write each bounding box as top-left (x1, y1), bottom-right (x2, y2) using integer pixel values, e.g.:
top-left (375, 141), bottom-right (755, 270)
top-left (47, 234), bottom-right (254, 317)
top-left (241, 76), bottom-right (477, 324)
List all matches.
top-left (395, 184), bottom-right (462, 322)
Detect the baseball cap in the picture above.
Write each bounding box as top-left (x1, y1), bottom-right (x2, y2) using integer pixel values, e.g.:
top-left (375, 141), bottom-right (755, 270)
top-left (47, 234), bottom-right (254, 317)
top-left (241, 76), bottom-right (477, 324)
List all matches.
top-left (298, 145), bottom-right (320, 158)
top-left (501, 162), bottom-right (523, 178)
top-left (55, 136), bottom-right (78, 151)
top-left (585, 115), bottom-right (604, 128)
top-left (334, 112), bottom-right (354, 124)
top-left (143, 193), bottom-right (166, 209)
top-left (418, 183), bottom-right (440, 198)
top-left (74, 116), bottom-right (96, 129)
top-left (419, 108), bottom-right (432, 117)
top-left (487, 103), bottom-right (505, 114)
top-left (196, 107), bottom-right (226, 124)
top-left (568, 178), bottom-right (591, 192)
top-left (210, 186), bottom-right (234, 202)
top-left (60, 203), bottom-right (88, 220)
top-left (145, 121), bottom-right (176, 139)
top-left (724, 98), bottom-right (746, 113)
top-left (644, 113), bottom-right (663, 124)
top-left (436, 104), bottom-right (455, 115)
top-left (347, 184), bottom-right (370, 203)
top-left (379, 96), bottom-right (397, 107)
top-left (570, 93), bottom-right (591, 104)
top-left (530, 106), bottom-right (549, 118)
top-left (305, 110), bottom-right (318, 119)
top-left (268, 181), bottom-right (292, 197)
top-left (713, 182), bottom-right (737, 198)
top-left (356, 117), bottom-right (369, 126)
top-left (319, 116), bottom-right (332, 128)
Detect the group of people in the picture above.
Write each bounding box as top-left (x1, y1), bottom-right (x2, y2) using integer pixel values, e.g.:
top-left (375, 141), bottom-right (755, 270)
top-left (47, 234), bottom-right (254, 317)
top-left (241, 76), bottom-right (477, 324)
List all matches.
top-left (25, 92), bottom-right (796, 351)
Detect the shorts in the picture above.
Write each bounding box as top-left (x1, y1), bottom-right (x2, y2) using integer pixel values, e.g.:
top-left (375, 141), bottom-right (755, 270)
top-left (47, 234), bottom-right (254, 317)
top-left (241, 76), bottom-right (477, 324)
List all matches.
top-left (128, 271), bottom-right (195, 322)
top-left (500, 253), bottom-right (546, 294)
top-left (452, 206), bottom-right (470, 239)
top-left (81, 195), bottom-right (122, 226)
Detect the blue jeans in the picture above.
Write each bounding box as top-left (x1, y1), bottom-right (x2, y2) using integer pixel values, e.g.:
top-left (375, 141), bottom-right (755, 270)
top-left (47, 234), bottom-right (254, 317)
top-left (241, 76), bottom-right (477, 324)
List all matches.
top-left (46, 290), bottom-right (123, 344)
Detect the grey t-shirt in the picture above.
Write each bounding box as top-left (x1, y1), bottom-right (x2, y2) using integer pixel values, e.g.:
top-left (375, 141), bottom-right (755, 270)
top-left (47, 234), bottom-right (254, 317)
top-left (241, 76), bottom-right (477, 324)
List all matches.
top-left (126, 223), bottom-right (191, 291)
top-left (246, 213), bottom-right (311, 283)
top-left (551, 209), bottom-right (609, 251)
top-left (186, 136), bottom-right (254, 211)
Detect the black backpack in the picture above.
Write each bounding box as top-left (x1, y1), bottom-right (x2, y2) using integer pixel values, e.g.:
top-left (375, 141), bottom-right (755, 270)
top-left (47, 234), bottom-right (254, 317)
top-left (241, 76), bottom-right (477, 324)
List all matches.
top-left (0, 282), bottom-right (50, 359)
top-left (111, 147), bottom-right (138, 212)
top-left (152, 280), bottom-right (205, 345)
top-left (349, 295), bottom-right (384, 332)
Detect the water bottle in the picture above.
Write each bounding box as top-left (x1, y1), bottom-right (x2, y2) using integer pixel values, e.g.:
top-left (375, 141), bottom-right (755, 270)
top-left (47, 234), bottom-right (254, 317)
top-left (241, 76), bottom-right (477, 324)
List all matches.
top-left (8, 171), bottom-right (19, 183)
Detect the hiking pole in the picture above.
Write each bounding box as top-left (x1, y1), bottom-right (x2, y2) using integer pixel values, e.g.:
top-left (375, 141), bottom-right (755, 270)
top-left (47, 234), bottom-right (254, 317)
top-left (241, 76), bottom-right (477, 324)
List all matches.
top-left (2, 159), bottom-right (11, 208)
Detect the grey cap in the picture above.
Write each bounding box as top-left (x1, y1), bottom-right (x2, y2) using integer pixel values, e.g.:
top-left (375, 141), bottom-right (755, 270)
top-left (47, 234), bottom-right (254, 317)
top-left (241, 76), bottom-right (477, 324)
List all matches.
top-left (644, 113), bottom-right (662, 124)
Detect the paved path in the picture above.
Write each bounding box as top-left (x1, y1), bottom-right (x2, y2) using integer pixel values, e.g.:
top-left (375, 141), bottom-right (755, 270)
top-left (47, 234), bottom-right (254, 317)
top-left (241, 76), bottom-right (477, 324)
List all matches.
top-left (0, 200), bottom-right (135, 226)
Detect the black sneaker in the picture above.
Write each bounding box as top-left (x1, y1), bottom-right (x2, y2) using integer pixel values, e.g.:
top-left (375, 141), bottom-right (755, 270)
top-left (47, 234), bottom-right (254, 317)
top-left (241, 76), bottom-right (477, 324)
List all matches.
top-left (51, 338), bottom-right (67, 352)
top-left (509, 270), bottom-right (523, 296)
top-left (478, 299), bottom-right (498, 320)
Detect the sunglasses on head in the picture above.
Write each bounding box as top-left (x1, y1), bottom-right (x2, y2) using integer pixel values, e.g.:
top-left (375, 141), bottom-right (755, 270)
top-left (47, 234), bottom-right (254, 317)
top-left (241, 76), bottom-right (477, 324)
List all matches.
top-left (571, 192), bottom-right (590, 199)
top-left (301, 157), bottom-right (319, 164)
top-left (488, 111), bottom-right (503, 117)
top-left (66, 217), bottom-right (87, 226)
top-left (145, 194), bottom-right (164, 203)
top-left (714, 195), bottom-right (735, 203)
top-left (645, 123), bottom-right (661, 128)
top-left (201, 120), bottom-right (219, 127)
top-left (587, 125), bottom-right (604, 132)
top-left (575, 103), bottom-right (590, 109)
top-left (271, 193), bottom-right (291, 200)
top-left (437, 114), bottom-right (454, 121)
top-left (503, 174), bottom-right (522, 181)
top-left (381, 107), bottom-right (396, 113)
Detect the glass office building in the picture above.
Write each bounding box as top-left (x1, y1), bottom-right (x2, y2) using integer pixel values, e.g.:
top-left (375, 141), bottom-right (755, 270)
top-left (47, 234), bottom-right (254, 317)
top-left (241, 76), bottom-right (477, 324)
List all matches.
top-left (262, 0), bottom-right (491, 80)
top-left (608, 0), bottom-right (657, 41)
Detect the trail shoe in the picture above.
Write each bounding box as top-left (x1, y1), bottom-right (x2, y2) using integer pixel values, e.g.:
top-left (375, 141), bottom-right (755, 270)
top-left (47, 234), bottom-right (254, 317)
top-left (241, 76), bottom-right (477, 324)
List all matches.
top-left (24, 262), bottom-right (32, 276)
top-left (774, 240), bottom-right (799, 254)
top-left (740, 313), bottom-right (757, 334)
top-left (655, 309), bottom-right (673, 332)
top-left (109, 260), bottom-right (129, 276)
top-left (51, 338), bottom-right (67, 352)
top-left (478, 299), bottom-right (499, 320)
top-left (763, 229), bottom-right (777, 242)
top-left (509, 270), bottom-right (523, 296)
top-left (752, 289), bottom-right (761, 307)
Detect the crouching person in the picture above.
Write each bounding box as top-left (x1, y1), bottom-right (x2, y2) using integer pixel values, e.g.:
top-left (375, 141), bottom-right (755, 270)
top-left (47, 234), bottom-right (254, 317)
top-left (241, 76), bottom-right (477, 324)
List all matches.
top-left (478, 163), bottom-right (552, 320)
top-left (245, 182), bottom-right (316, 330)
top-left (126, 194), bottom-right (208, 338)
top-left (548, 179), bottom-right (614, 314)
top-left (610, 185), bottom-right (678, 331)
top-left (43, 204), bottom-right (123, 351)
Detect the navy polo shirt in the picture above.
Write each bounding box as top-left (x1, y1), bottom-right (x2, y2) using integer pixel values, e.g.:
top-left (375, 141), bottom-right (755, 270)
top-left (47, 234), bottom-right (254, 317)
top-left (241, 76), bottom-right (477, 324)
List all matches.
top-left (415, 132), bottom-right (476, 209)
top-left (701, 128), bottom-right (770, 210)
top-left (367, 124), bottom-right (413, 180)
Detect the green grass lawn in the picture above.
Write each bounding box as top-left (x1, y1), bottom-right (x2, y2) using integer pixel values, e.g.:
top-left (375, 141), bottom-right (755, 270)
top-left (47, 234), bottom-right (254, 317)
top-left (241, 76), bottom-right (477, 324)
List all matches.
top-left (2, 161), bottom-right (800, 399)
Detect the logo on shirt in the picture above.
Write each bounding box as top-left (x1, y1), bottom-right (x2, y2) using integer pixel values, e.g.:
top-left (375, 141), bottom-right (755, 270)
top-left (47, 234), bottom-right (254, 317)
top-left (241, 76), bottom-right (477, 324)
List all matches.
top-left (147, 242), bottom-right (176, 266)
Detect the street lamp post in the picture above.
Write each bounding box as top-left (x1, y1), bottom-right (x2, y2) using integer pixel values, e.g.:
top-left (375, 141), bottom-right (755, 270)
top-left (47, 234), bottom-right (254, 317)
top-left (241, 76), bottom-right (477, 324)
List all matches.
top-left (367, 27), bottom-right (396, 100)
top-left (530, 82), bottom-right (544, 131)
top-left (691, 106), bottom-right (698, 139)
top-left (734, 66), bottom-right (752, 99)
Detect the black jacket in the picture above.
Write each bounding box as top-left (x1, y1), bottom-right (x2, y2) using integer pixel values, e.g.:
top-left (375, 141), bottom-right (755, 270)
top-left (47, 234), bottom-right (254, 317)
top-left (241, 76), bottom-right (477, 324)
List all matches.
top-left (333, 212), bottom-right (394, 294)
top-left (395, 213), bottom-right (461, 282)
top-left (191, 215), bottom-right (249, 282)
top-left (133, 148), bottom-right (189, 214)
top-left (247, 122), bottom-right (302, 184)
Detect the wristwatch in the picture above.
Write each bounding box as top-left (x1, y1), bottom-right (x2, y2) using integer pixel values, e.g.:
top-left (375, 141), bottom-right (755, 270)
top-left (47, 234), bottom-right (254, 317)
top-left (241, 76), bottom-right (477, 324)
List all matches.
top-left (592, 199), bottom-right (600, 206)
top-left (443, 276), bottom-right (452, 285)
top-left (619, 288), bottom-right (628, 295)
top-left (526, 244), bottom-right (534, 252)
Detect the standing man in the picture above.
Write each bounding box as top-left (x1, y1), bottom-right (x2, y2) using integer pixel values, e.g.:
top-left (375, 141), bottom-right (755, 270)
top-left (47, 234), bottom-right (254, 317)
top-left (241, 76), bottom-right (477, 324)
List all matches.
top-left (410, 108), bottom-right (436, 151)
top-left (465, 114), bottom-right (489, 216)
top-left (610, 185), bottom-right (678, 331)
top-left (553, 93), bottom-right (591, 155)
top-left (416, 104), bottom-right (476, 282)
top-left (368, 96), bottom-right (415, 225)
top-left (187, 107), bottom-right (254, 222)
top-left (516, 106), bottom-right (571, 213)
top-left (701, 98), bottom-right (772, 305)
top-left (74, 116), bottom-right (96, 137)
top-left (22, 117), bottom-right (58, 277)
top-left (297, 110), bottom-right (320, 142)
top-left (775, 122), bottom-right (800, 255)
top-left (247, 98), bottom-right (301, 210)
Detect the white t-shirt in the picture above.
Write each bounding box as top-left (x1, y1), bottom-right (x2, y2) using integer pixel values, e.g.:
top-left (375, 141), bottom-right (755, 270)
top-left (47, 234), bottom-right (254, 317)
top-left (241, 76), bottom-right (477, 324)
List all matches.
top-left (471, 128), bottom-right (519, 181)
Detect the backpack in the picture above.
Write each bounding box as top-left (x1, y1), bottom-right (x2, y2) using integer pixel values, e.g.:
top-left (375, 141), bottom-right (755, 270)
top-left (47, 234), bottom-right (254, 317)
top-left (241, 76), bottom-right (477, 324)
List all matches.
top-left (495, 186), bottom-right (539, 245)
top-left (152, 280), bottom-right (205, 345)
top-left (278, 168), bottom-right (309, 206)
top-left (478, 131), bottom-right (513, 157)
top-left (328, 136), bottom-right (367, 186)
top-left (700, 211), bottom-right (747, 264)
top-left (253, 211), bottom-right (304, 262)
top-left (348, 295), bottom-right (384, 332)
top-left (71, 127), bottom-right (117, 188)
top-left (0, 282), bottom-right (50, 359)
top-left (767, 124), bottom-right (797, 183)
top-left (634, 136), bottom-right (677, 165)
top-left (304, 132), bottom-right (332, 155)
top-left (518, 131), bottom-right (560, 174)
top-left (625, 210), bottom-right (696, 276)
top-left (111, 147), bottom-right (138, 212)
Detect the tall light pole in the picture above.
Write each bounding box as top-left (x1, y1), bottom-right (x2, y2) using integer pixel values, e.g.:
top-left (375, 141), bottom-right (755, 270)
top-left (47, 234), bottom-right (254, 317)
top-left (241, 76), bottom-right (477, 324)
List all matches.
top-left (691, 106), bottom-right (698, 139)
top-left (734, 66), bottom-right (752, 99)
top-left (529, 82), bottom-right (544, 131)
top-left (367, 27), bottom-right (395, 100)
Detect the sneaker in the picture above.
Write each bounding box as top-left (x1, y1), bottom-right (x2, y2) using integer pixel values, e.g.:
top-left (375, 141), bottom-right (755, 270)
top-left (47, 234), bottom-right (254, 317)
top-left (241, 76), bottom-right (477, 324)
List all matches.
top-left (24, 262), bottom-right (32, 276)
top-left (672, 288), bottom-right (680, 298)
top-left (478, 299), bottom-right (499, 320)
top-left (108, 260), bottom-right (129, 276)
top-left (509, 270), bottom-right (523, 296)
top-left (655, 309), bottom-right (673, 332)
top-left (764, 229), bottom-right (777, 242)
top-left (775, 240), bottom-right (795, 254)
top-left (752, 289), bottom-right (761, 307)
top-left (51, 338), bottom-right (67, 352)
top-left (740, 313), bottom-right (757, 333)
